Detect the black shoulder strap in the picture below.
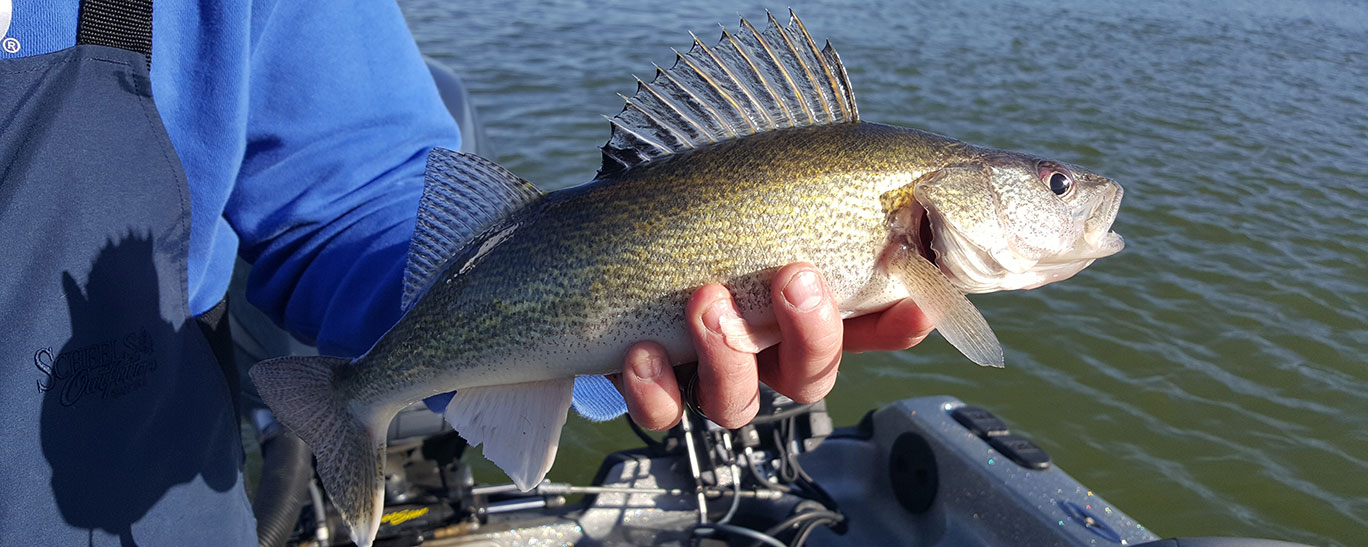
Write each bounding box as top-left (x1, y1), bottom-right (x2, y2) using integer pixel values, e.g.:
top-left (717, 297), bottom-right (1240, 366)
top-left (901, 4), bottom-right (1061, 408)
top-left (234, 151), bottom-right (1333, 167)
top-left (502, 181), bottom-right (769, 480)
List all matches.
top-left (76, 0), bottom-right (154, 68)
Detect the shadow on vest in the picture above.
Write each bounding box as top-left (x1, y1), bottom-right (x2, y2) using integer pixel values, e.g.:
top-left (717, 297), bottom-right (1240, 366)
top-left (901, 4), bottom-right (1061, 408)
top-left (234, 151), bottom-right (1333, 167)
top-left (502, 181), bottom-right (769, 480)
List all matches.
top-left (38, 233), bottom-right (241, 545)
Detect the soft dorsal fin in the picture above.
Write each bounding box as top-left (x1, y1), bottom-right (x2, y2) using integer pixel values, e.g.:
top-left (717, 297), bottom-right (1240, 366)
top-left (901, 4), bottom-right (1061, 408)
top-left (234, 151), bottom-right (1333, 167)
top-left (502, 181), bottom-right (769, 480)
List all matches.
top-left (599, 10), bottom-right (858, 177)
top-left (403, 149), bottom-right (543, 310)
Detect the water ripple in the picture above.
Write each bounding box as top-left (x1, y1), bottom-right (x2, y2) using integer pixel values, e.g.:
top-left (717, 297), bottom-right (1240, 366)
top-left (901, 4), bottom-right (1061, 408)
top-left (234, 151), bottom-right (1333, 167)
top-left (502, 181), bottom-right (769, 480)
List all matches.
top-left (402, 0), bottom-right (1366, 544)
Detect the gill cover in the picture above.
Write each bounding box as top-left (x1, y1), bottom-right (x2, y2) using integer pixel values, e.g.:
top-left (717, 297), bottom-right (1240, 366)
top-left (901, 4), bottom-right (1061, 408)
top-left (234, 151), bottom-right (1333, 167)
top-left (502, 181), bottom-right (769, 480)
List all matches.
top-left (915, 161), bottom-right (1124, 293)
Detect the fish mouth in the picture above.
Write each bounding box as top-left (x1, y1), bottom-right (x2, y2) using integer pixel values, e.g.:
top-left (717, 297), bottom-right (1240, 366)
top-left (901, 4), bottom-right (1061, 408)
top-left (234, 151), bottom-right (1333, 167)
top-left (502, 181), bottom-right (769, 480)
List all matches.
top-left (906, 169), bottom-right (1124, 294)
top-left (920, 199), bottom-right (1124, 293)
top-left (1041, 183), bottom-right (1125, 264)
top-left (1040, 231), bottom-right (1124, 263)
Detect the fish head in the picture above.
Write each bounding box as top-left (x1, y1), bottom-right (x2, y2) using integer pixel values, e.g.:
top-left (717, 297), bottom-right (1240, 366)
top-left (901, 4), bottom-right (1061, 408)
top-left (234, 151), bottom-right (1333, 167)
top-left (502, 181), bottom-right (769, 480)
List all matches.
top-left (912, 153), bottom-right (1124, 293)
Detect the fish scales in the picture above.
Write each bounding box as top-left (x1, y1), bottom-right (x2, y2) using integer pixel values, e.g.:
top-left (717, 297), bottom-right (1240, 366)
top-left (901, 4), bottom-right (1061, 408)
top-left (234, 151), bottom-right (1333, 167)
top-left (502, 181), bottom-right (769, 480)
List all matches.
top-left (250, 13), bottom-right (1123, 547)
top-left (343, 123), bottom-right (961, 405)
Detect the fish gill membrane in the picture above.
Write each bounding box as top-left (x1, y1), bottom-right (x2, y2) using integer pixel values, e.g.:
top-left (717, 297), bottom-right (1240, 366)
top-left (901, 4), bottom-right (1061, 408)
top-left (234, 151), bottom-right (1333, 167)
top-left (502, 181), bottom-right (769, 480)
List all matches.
top-left (249, 10), bottom-right (1124, 547)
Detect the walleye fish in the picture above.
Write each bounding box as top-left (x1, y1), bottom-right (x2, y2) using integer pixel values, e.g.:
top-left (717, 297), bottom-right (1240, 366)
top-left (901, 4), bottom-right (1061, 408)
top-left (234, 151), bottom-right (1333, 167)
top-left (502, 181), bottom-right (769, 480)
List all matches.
top-left (251, 11), bottom-right (1123, 546)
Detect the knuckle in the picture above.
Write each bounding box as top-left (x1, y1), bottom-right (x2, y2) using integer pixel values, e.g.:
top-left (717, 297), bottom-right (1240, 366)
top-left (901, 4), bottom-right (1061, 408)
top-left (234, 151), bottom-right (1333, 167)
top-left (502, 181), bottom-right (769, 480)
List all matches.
top-left (888, 328), bottom-right (932, 350)
top-left (703, 352), bottom-right (755, 386)
top-left (771, 348), bottom-right (840, 404)
top-left (711, 396), bottom-right (759, 428)
top-left (643, 409), bottom-right (680, 431)
top-left (797, 324), bottom-right (844, 357)
top-left (789, 372), bottom-right (837, 404)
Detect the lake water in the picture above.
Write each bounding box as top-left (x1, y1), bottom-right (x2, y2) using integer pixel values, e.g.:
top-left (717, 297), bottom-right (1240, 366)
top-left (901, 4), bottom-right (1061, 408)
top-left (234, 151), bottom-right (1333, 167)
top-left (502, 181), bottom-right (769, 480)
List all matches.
top-left (399, 1), bottom-right (1368, 544)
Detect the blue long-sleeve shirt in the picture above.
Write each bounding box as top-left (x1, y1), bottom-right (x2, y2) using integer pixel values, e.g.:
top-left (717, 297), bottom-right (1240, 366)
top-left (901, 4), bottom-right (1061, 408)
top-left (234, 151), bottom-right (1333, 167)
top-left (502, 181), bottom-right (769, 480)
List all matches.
top-left (3, 0), bottom-right (461, 356)
top-left (5, 0), bottom-right (629, 419)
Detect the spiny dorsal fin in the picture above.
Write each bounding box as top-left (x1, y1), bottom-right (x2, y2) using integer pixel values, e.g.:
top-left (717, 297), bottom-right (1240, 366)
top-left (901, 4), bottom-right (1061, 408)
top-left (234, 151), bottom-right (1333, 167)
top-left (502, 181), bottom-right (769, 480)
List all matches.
top-left (403, 149), bottom-right (543, 310)
top-left (599, 10), bottom-right (858, 177)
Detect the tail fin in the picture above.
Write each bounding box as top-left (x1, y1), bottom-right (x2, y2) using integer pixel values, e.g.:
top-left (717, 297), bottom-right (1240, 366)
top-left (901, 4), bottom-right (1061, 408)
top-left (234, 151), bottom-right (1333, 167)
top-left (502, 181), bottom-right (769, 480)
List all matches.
top-left (250, 356), bottom-right (391, 547)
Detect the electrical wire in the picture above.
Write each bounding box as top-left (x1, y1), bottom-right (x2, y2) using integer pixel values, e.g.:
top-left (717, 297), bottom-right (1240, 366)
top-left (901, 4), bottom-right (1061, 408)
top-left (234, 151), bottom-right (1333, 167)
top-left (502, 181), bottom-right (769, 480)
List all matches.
top-left (695, 523), bottom-right (786, 547)
top-left (790, 514), bottom-right (843, 547)
top-left (716, 433), bottom-right (743, 525)
top-left (716, 465), bottom-right (743, 524)
top-left (774, 417), bottom-right (842, 518)
top-left (784, 418), bottom-right (815, 483)
top-left (743, 447), bottom-right (791, 493)
top-left (762, 510), bottom-right (845, 538)
top-left (773, 427), bottom-right (797, 483)
top-left (687, 395), bottom-right (845, 547)
top-left (748, 402), bottom-right (815, 425)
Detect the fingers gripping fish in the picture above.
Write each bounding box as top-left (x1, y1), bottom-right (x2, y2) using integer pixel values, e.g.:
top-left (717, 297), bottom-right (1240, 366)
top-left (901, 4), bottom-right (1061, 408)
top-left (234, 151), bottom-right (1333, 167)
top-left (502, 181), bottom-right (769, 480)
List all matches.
top-left (250, 11), bottom-right (1124, 546)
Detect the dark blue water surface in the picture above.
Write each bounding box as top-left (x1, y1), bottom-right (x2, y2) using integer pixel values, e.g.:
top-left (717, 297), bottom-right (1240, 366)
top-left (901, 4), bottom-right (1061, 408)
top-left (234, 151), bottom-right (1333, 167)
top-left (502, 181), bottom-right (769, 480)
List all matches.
top-left (401, 1), bottom-right (1367, 544)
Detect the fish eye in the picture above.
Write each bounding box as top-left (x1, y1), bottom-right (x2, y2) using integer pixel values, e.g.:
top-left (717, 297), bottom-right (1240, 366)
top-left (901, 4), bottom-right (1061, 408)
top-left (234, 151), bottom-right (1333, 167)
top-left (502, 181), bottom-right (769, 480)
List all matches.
top-left (1038, 162), bottom-right (1074, 197)
top-left (1048, 172), bottom-right (1072, 195)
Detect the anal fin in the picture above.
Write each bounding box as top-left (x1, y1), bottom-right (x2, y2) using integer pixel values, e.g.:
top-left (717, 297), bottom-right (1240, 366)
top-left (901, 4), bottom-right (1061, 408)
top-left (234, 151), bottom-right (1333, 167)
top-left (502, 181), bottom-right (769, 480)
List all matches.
top-left (442, 378), bottom-right (575, 491)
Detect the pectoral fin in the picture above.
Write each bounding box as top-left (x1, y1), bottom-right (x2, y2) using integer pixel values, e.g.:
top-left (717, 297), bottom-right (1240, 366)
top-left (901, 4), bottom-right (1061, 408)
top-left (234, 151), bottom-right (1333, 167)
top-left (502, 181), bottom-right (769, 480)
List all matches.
top-left (442, 378), bottom-right (575, 490)
top-left (889, 246), bottom-right (1005, 367)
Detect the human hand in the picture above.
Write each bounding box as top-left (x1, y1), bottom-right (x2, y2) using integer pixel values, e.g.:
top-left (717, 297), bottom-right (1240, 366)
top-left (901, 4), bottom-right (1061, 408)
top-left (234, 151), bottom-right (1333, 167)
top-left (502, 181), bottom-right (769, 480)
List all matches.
top-left (614, 263), bottom-right (935, 430)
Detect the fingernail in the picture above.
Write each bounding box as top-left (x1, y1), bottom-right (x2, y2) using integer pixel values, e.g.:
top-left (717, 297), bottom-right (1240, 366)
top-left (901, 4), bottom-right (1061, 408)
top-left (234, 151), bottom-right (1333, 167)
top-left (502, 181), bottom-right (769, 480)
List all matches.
top-left (782, 270), bottom-right (824, 312)
top-left (629, 348), bottom-right (665, 381)
top-left (702, 298), bottom-right (736, 334)
top-left (703, 298), bottom-right (763, 352)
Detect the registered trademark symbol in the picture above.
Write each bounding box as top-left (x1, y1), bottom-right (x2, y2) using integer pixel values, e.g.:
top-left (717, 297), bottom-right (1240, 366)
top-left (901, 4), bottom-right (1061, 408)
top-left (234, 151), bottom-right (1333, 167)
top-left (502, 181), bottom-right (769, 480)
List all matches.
top-left (1, 37), bottom-right (19, 54)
